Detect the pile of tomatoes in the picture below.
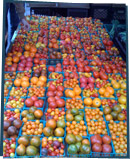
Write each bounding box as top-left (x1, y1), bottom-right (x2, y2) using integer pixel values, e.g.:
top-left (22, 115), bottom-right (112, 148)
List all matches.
top-left (3, 15), bottom-right (127, 158)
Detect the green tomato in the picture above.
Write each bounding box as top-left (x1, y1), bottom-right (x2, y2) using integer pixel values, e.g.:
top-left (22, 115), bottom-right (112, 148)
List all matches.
top-left (11, 144), bottom-right (16, 149)
top-left (3, 142), bottom-right (6, 147)
top-left (10, 153), bottom-right (15, 158)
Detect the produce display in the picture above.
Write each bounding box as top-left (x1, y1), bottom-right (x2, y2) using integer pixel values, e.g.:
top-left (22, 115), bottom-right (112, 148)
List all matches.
top-left (21, 120), bottom-right (44, 136)
top-left (41, 137), bottom-right (65, 157)
top-left (91, 134), bottom-right (113, 157)
top-left (3, 15), bottom-right (127, 158)
top-left (16, 136), bottom-right (41, 157)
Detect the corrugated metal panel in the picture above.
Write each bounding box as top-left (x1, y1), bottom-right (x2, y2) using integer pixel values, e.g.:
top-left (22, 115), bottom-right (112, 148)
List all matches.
top-left (29, 2), bottom-right (90, 8)
top-left (112, 4), bottom-right (126, 8)
top-left (29, 2), bottom-right (56, 7)
top-left (58, 3), bottom-right (90, 8)
top-left (67, 8), bottom-right (88, 17)
top-left (91, 3), bottom-right (112, 7)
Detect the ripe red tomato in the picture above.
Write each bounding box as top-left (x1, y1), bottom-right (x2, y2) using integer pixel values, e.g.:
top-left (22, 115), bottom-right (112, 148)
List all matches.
top-left (107, 41), bottom-right (113, 46)
top-left (93, 71), bottom-right (100, 78)
top-left (103, 39), bottom-right (107, 45)
top-left (84, 66), bottom-right (91, 72)
top-left (25, 98), bottom-right (34, 107)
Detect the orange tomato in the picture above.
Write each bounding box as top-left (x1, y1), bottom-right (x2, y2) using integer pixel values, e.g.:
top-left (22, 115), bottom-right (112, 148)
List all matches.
top-left (66, 122), bottom-right (71, 127)
top-left (67, 90), bottom-right (75, 98)
top-left (101, 99), bottom-right (107, 105)
top-left (30, 46), bottom-right (37, 53)
top-left (29, 52), bottom-right (35, 58)
top-left (82, 139), bottom-right (90, 145)
top-left (75, 95), bottom-right (81, 98)
top-left (82, 126), bottom-right (87, 130)
top-left (73, 86), bottom-right (81, 96)
top-left (50, 28), bottom-right (54, 32)
top-left (14, 79), bottom-right (21, 87)
top-left (65, 38), bottom-right (71, 43)
top-left (37, 80), bottom-right (44, 87)
top-left (6, 57), bottom-right (12, 62)
top-left (73, 131), bottom-right (78, 135)
top-left (113, 82), bottom-right (120, 89)
top-left (47, 108), bottom-right (52, 113)
top-left (106, 87), bottom-right (114, 95)
top-left (31, 77), bottom-right (39, 84)
top-left (60, 149), bottom-right (64, 154)
top-left (97, 128), bottom-right (102, 134)
top-left (53, 43), bottom-right (58, 49)
top-left (39, 76), bottom-right (47, 83)
top-left (99, 87), bottom-right (106, 95)
top-left (12, 56), bottom-right (19, 63)
top-left (23, 117), bottom-right (27, 123)
top-left (51, 38), bottom-right (57, 44)
top-left (21, 76), bottom-right (29, 82)
top-left (56, 27), bottom-right (59, 32)
top-left (92, 98), bottom-right (101, 107)
top-left (6, 61), bottom-right (12, 65)
top-left (16, 52), bottom-right (22, 57)
top-left (72, 121), bottom-right (76, 125)
top-left (66, 114), bottom-right (74, 122)
top-left (66, 127), bottom-right (70, 131)
top-left (104, 91), bottom-right (110, 98)
top-left (42, 141), bottom-right (47, 148)
top-left (21, 81), bottom-right (29, 87)
top-left (80, 120), bottom-right (84, 125)
top-left (111, 80), bottom-right (117, 85)
top-left (38, 128), bottom-right (43, 134)
top-left (67, 130), bottom-right (72, 134)
top-left (25, 43), bottom-right (31, 51)
top-left (42, 137), bottom-right (48, 142)
top-left (65, 89), bottom-right (70, 97)
top-left (49, 43), bottom-right (53, 48)
top-left (7, 53), bottom-right (13, 57)
top-left (24, 51), bottom-right (30, 57)
top-left (84, 98), bottom-right (93, 106)
top-left (53, 115), bottom-right (59, 120)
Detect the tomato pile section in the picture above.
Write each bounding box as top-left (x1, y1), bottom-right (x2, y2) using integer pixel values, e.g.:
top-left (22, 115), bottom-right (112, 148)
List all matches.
top-left (3, 15), bottom-right (127, 158)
